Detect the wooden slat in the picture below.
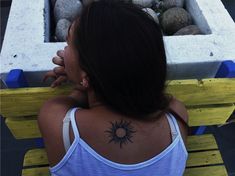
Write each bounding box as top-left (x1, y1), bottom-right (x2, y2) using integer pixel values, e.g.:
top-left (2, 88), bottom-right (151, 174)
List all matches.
top-left (187, 134), bottom-right (218, 152)
top-left (23, 135), bottom-right (221, 167)
top-left (184, 165), bottom-right (228, 176)
top-left (186, 150), bottom-right (223, 167)
top-left (22, 167), bottom-right (49, 176)
top-left (5, 103), bottom-right (233, 139)
top-left (0, 86), bottom-right (72, 117)
top-left (1, 78), bottom-right (235, 118)
top-left (5, 117), bottom-right (41, 139)
top-left (24, 149), bottom-right (48, 167)
top-left (167, 78), bottom-right (235, 106)
top-left (187, 104), bottom-right (234, 126)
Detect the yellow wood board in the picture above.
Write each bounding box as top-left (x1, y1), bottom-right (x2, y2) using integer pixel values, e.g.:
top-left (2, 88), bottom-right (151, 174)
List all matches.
top-left (1, 78), bottom-right (235, 118)
top-left (5, 103), bottom-right (233, 139)
top-left (186, 150), bottom-right (223, 167)
top-left (0, 86), bottom-right (72, 118)
top-left (187, 134), bottom-right (218, 152)
top-left (184, 165), bottom-right (227, 176)
top-left (187, 104), bottom-right (234, 126)
top-left (23, 149), bottom-right (48, 167)
top-left (167, 78), bottom-right (235, 106)
top-left (22, 167), bottom-right (50, 176)
top-left (5, 117), bottom-right (41, 139)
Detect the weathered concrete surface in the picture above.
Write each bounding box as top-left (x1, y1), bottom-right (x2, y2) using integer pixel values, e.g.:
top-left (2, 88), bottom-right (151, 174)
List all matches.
top-left (0, 0), bottom-right (235, 85)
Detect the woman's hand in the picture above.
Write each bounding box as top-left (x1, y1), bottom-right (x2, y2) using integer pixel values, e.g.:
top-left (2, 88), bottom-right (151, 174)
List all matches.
top-left (43, 50), bottom-right (68, 88)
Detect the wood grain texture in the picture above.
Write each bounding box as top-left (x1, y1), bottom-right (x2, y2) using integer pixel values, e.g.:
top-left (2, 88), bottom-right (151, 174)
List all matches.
top-left (0, 86), bottom-right (72, 117)
top-left (1, 78), bottom-right (235, 118)
top-left (166, 78), bottom-right (235, 106)
top-left (186, 150), bottom-right (223, 167)
top-left (184, 165), bottom-right (228, 176)
top-left (22, 167), bottom-right (50, 176)
top-left (187, 104), bottom-right (234, 126)
top-left (5, 104), bottom-right (234, 139)
top-left (187, 134), bottom-right (218, 152)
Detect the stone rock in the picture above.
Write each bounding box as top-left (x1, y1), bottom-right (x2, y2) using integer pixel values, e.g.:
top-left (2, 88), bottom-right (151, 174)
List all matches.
top-left (55, 19), bottom-right (71, 42)
top-left (142, 8), bottom-right (159, 24)
top-left (132, 0), bottom-right (153, 8)
top-left (159, 0), bottom-right (184, 10)
top-left (160, 7), bottom-right (192, 35)
top-left (54, 0), bottom-right (83, 23)
top-left (174, 25), bottom-right (202, 35)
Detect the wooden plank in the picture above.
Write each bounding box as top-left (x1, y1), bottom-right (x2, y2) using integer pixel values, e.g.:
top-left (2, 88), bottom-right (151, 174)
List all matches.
top-left (22, 167), bottom-right (50, 176)
top-left (187, 104), bottom-right (234, 126)
top-left (24, 149), bottom-right (48, 167)
top-left (0, 86), bottom-right (72, 118)
top-left (166, 78), bottom-right (235, 106)
top-left (184, 165), bottom-right (227, 176)
top-left (1, 78), bottom-right (235, 118)
top-left (186, 150), bottom-right (223, 167)
top-left (5, 117), bottom-right (41, 139)
top-left (187, 134), bottom-right (218, 152)
top-left (5, 103), bottom-right (233, 139)
top-left (23, 136), bottom-right (221, 167)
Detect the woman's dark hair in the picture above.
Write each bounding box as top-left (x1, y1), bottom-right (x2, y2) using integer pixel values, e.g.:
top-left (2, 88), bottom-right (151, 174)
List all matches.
top-left (73, 0), bottom-right (171, 120)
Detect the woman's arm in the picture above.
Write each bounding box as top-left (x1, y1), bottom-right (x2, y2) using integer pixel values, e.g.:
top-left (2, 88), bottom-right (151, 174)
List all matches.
top-left (38, 49), bottom-right (88, 166)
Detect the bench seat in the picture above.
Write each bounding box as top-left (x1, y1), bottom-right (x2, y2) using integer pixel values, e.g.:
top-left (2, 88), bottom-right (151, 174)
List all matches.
top-left (1, 78), bottom-right (235, 176)
top-left (21, 134), bottom-right (227, 176)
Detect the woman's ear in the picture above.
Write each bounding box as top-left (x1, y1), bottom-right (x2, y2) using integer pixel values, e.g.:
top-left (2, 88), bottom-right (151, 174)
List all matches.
top-left (80, 71), bottom-right (89, 88)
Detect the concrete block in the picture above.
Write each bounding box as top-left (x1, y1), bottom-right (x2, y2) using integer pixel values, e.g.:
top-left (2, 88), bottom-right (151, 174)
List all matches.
top-left (0, 0), bottom-right (235, 86)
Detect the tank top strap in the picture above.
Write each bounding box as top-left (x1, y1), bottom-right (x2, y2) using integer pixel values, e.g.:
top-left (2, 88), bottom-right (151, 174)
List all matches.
top-left (70, 107), bottom-right (81, 139)
top-left (62, 107), bottom-right (81, 152)
top-left (166, 113), bottom-right (178, 141)
top-left (166, 113), bottom-right (188, 155)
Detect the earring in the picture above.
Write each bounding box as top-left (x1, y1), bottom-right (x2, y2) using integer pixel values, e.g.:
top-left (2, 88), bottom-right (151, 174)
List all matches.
top-left (80, 78), bottom-right (89, 88)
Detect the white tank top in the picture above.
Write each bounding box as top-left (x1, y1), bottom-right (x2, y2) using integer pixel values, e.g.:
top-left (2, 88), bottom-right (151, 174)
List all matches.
top-left (50, 108), bottom-right (188, 176)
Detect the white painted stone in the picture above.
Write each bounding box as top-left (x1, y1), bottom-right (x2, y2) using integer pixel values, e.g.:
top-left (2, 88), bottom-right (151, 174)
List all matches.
top-left (54, 0), bottom-right (83, 23)
top-left (142, 8), bottom-right (159, 24)
top-left (0, 0), bottom-right (235, 86)
top-left (132, 0), bottom-right (153, 8)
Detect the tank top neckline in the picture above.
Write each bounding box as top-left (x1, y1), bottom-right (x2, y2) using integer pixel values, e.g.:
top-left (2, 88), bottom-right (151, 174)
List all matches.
top-left (50, 107), bottom-right (187, 172)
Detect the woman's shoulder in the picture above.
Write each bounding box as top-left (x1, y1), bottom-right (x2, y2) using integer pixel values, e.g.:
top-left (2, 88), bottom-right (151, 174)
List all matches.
top-left (169, 98), bottom-right (188, 124)
top-left (168, 98), bottom-right (188, 145)
top-left (37, 96), bottom-right (83, 166)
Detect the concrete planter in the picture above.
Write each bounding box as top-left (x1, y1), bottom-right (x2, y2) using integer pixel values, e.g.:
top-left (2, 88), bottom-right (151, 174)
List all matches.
top-left (1, 0), bottom-right (235, 85)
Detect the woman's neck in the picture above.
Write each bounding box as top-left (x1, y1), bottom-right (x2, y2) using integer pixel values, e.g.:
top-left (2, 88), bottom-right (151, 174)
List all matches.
top-left (87, 89), bottom-right (104, 109)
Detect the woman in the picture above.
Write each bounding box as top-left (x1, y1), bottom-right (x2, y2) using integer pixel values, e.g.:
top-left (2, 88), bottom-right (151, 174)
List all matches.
top-left (38, 0), bottom-right (188, 175)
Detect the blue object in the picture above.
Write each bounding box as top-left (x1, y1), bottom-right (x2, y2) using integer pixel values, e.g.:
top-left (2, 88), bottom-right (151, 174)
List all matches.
top-left (5, 69), bottom-right (29, 88)
top-left (215, 60), bottom-right (235, 78)
top-left (35, 138), bottom-right (45, 148)
top-left (194, 60), bottom-right (235, 135)
top-left (5, 69), bottom-right (45, 148)
top-left (194, 126), bottom-right (207, 135)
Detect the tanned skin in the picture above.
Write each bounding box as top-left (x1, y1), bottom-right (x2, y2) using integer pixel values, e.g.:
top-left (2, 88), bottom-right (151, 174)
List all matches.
top-left (38, 22), bottom-right (188, 167)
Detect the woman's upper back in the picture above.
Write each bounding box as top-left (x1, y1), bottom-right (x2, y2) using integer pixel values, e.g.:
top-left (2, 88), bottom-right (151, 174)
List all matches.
top-left (72, 106), bottom-right (181, 163)
top-left (40, 97), bottom-right (187, 175)
top-left (48, 104), bottom-right (188, 176)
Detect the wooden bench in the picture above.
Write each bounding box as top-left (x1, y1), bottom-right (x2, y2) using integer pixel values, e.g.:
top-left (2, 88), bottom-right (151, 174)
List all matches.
top-left (1, 78), bottom-right (235, 176)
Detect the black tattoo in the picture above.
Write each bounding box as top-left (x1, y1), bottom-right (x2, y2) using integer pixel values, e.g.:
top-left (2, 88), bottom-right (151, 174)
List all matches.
top-left (105, 120), bottom-right (136, 148)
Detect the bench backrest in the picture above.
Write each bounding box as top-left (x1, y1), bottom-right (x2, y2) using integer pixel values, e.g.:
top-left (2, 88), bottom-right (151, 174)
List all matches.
top-left (1, 78), bottom-right (235, 139)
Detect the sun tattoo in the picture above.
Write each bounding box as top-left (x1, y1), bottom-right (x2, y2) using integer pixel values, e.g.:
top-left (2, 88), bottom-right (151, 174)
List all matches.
top-left (105, 120), bottom-right (136, 148)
